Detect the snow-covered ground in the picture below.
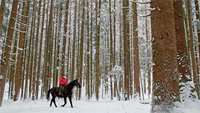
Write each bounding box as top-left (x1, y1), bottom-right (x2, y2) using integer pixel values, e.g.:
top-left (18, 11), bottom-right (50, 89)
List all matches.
top-left (174, 100), bottom-right (200, 113)
top-left (0, 99), bottom-right (150, 113)
top-left (0, 99), bottom-right (200, 113)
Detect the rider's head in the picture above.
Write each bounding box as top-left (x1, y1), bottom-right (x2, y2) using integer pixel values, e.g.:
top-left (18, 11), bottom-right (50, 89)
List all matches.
top-left (61, 75), bottom-right (67, 78)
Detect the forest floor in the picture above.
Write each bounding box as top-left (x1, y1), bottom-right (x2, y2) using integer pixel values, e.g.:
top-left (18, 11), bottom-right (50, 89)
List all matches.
top-left (0, 98), bottom-right (199, 113)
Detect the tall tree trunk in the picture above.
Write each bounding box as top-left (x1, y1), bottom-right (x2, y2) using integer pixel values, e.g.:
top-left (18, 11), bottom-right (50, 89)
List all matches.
top-left (109, 0), bottom-right (113, 100)
top-left (192, 0), bottom-right (200, 99)
top-left (0, 0), bottom-right (5, 31)
top-left (123, 0), bottom-right (131, 99)
top-left (24, 11), bottom-right (34, 99)
top-left (77, 0), bottom-right (85, 99)
top-left (189, 0), bottom-right (200, 99)
top-left (175, 0), bottom-right (192, 100)
top-left (95, 0), bottom-right (101, 100)
top-left (151, 0), bottom-right (180, 112)
top-left (28, 1), bottom-right (37, 99)
top-left (14, 0), bottom-right (29, 101)
top-left (41, 0), bottom-right (50, 97)
top-left (7, 28), bottom-right (18, 100)
top-left (132, 1), bottom-right (141, 98)
top-left (32, 0), bottom-right (42, 100)
top-left (86, 0), bottom-right (90, 99)
top-left (43, 0), bottom-right (53, 95)
top-left (90, 0), bottom-right (94, 98)
top-left (61, 0), bottom-right (70, 75)
top-left (0, 0), bottom-right (19, 105)
top-left (36, 0), bottom-right (44, 100)
top-left (195, 0), bottom-right (200, 59)
top-left (71, 0), bottom-right (78, 80)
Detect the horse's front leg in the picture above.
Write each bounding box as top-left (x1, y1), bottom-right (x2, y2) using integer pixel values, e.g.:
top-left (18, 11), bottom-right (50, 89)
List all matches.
top-left (69, 96), bottom-right (73, 108)
top-left (61, 97), bottom-right (67, 107)
top-left (52, 97), bottom-right (57, 107)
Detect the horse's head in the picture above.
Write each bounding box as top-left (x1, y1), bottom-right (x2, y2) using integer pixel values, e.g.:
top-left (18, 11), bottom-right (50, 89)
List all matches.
top-left (74, 79), bottom-right (81, 88)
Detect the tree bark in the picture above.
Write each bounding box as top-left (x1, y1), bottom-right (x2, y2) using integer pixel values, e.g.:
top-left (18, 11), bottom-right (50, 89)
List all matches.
top-left (95, 0), bottom-right (101, 100)
top-left (151, 0), bottom-right (180, 112)
top-left (123, 0), bottom-right (131, 99)
top-left (132, 1), bottom-right (141, 97)
top-left (0, 0), bottom-right (19, 105)
top-left (0, 0), bottom-right (5, 31)
top-left (14, 0), bottom-right (29, 101)
top-left (61, 0), bottom-right (70, 75)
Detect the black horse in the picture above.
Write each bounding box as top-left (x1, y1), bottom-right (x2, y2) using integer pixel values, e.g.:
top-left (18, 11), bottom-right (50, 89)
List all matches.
top-left (47, 79), bottom-right (81, 107)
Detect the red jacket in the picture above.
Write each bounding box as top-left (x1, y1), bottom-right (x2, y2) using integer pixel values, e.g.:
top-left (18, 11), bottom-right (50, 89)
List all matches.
top-left (58, 76), bottom-right (68, 87)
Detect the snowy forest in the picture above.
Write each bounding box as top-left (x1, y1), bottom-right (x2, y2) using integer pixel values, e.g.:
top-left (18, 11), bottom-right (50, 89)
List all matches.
top-left (0, 0), bottom-right (200, 113)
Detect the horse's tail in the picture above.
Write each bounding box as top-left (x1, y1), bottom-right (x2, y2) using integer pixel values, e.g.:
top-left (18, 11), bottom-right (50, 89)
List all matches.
top-left (47, 89), bottom-right (51, 101)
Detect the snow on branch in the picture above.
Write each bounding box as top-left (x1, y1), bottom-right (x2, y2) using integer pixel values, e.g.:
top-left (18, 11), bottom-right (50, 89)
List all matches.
top-left (11, 27), bottom-right (27, 33)
top-left (131, 0), bottom-right (151, 4)
top-left (17, 13), bottom-right (29, 18)
top-left (138, 13), bottom-right (151, 17)
top-left (12, 17), bottom-right (30, 27)
top-left (107, 65), bottom-right (124, 81)
top-left (19, 0), bottom-right (29, 3)
top-left (17, 48), bottom-right (24, 51)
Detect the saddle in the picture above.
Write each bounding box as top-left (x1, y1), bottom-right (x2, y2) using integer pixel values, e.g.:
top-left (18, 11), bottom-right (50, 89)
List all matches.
top-left (58, 87), bottom-right (64, 96)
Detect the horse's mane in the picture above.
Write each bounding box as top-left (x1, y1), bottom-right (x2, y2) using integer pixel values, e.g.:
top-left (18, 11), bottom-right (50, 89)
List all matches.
top-left (64, 79), bottom-right (78, 88)
top-left (68, 79), bottom-right (76, 85)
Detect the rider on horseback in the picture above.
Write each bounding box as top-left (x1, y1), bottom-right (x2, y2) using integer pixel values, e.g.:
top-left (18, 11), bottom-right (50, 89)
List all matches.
top-left (58, 75), bottom-right (69, 96)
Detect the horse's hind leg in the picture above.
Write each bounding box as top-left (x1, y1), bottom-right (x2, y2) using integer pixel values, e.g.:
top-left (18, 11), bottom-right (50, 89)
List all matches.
top-left (69, 96), bottom-right (73, 108)
top-left (50, 99), bottom-right (53, 107)
top-left (61, 97), bottom-right (67, 107)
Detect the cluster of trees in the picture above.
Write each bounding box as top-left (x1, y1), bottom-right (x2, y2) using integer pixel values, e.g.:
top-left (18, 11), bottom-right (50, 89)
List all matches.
top-left (0, 0), bottom-right (200, 112)
top-left (151, 0), bottom-right (200, 112)
top-left (0, 0), bottom-right (138, 104)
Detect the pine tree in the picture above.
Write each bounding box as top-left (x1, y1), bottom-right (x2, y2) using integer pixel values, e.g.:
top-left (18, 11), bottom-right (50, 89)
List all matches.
top-left (175, 0), bottom-right (193, 101)
top-left (14, 0), bottom-right (29, 101)
top-left (132, 1), bottom-right (141, 97)
top-left (0, 0), bottom-right (5, 31)
top-left (123, 0), bottom-right (131, 99)
top-left (95, 0), bottom-right (101, 100)
top-left (151, 0), bottom-right (180, 112)
top-left (0, 0), bottom-right (19, 105)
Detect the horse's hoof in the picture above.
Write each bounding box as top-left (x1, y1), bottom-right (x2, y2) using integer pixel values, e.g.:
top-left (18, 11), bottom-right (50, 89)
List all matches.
top-left (61, 105), bottom-right (64, 107)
